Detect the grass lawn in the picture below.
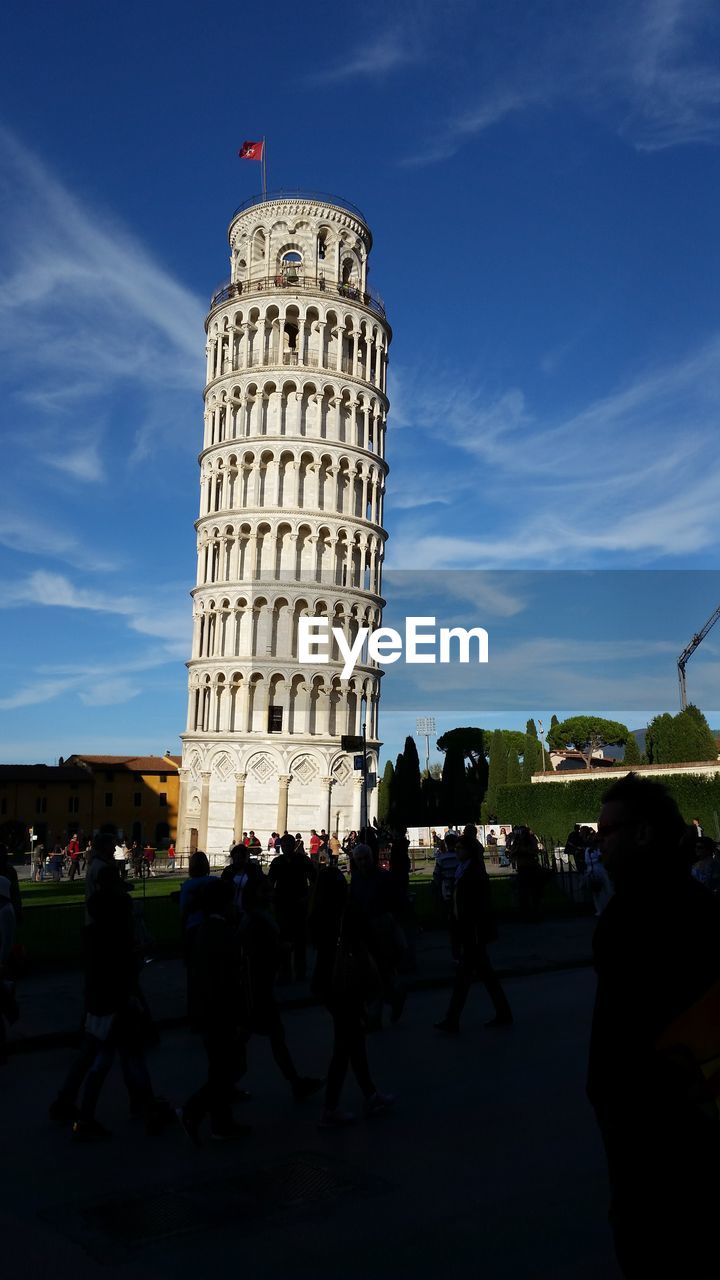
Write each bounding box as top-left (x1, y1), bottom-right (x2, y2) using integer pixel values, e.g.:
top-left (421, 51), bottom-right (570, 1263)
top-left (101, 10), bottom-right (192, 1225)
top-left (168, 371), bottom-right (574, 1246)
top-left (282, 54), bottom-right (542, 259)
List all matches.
top-left (16, 869), bottom-right (587, 969)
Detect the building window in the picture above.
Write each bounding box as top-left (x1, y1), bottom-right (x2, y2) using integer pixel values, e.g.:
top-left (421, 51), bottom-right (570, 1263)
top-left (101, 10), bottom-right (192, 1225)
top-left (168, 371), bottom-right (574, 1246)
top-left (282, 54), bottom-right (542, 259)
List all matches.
top-left (35, 796), bottom-right (47, 814)
top-left (105, 792), bottom-right (113, 808)
top-left (68, 796), bottom-right (79, 815)
top-left (133, 792), bottom-right (141, 808)
top-left (268, 705), bottom-right (283, 733)
top-left (160, 774), bottom-right (167, 783)
top-left (159, 792), bottom-right (167, 807)
top-left (0, 798), bottom-right (6, 816)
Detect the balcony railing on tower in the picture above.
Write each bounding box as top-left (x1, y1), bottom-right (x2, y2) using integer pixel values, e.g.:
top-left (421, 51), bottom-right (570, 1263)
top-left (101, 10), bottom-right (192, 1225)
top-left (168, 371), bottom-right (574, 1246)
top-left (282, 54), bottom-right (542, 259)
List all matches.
top-left (209, 273), bottom-right (386, 320)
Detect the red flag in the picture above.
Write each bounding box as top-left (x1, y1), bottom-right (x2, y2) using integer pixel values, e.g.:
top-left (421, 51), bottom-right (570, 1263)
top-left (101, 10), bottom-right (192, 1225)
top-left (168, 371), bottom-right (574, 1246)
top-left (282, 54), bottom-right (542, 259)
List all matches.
top-left (239, 140), bottom-right (264, 161)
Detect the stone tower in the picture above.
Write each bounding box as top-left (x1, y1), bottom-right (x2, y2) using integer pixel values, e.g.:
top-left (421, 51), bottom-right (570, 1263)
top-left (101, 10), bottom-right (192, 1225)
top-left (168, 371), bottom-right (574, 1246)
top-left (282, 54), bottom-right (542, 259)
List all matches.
top-left (177, 191), bottom-right (391, 858)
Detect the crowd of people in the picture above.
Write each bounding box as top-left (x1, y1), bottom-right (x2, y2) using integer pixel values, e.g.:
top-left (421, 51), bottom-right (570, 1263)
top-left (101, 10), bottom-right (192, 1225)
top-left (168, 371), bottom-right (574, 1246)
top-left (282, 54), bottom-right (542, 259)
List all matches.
top-left (2, 777), bottom-right (720, 1276)
top-left (31, 836), bottom-right (177, 883)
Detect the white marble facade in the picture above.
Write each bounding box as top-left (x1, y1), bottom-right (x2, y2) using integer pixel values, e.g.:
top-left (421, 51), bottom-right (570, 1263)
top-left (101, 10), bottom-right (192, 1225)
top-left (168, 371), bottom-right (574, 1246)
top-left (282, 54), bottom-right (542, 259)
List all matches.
top-left (177, 193), bottom-right (391, 858)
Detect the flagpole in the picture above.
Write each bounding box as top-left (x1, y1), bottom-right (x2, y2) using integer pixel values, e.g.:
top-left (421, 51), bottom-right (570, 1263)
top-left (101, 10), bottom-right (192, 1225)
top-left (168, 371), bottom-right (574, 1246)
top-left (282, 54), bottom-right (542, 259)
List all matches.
top-left (262, 137), bottom-right (267, 199)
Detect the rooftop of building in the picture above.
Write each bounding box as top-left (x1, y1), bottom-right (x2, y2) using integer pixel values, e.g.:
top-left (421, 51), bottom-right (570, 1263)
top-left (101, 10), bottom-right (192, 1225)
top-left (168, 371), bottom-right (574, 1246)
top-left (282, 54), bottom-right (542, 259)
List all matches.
top-left (63, 754), bottom-right (180, 775)
top-left (0, 764), bottom-right (91, 783)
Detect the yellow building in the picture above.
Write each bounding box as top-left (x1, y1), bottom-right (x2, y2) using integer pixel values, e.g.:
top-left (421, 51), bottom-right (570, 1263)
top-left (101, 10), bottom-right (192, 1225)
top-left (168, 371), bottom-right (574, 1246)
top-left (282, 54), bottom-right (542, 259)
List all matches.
top-left (0, 763), bottom-right (94, 853)
top-left (63, 754), bottom-right (180, 847)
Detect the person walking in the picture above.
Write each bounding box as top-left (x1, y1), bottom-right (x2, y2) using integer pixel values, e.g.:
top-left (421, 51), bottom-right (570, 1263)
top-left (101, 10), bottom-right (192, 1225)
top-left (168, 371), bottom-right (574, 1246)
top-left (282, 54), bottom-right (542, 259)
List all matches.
top-left (240, 875), bottom-right (323, 1102)
top-left (0, 875), bottom-right (19, 1064)
top-left (0, 846), bottom-right (22, 925)
top-left (349, 842), bottom-right (406, 1027)
top-left (268, 833), bottom-right (316, 982)
top-left (50, 867), bottom-right (169, 1138)
top-left (178, 877), bottom-right (249, 1144)
top-left (221, 842), bottom-right (264, 913)
top-left (434, 833), bottom-right (512, 1033)
top-left (310, 855), bottom-right (394, 1127)
top-left (589, 774), bottom-right (720, 1278)
top-left (67, 834), bottom-right (82, 881)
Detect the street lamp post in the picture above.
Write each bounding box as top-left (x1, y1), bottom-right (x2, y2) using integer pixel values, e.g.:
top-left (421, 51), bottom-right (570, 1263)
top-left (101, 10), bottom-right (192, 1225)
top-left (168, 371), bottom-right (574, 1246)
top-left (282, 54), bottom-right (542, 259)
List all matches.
top-left (415, 716), bottom-right (436, 775)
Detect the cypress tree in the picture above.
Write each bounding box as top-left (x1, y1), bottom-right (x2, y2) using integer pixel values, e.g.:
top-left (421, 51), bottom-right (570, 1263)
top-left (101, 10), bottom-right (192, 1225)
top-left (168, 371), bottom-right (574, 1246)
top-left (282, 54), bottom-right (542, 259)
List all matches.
top-left (525, 718), bottom-right (538, 738)
top-left (378, 759), bottom-right (394, 823)
top-left (623, 734), bottom-right (641, 766)
top-left (485, 729), bottom-right (508, 818)
top-left (441, 745), bottom-right (473, 824)
top-left (506, 749), bottom-right (522, 784)
top-left (401, 735), bottom-right (423, 823)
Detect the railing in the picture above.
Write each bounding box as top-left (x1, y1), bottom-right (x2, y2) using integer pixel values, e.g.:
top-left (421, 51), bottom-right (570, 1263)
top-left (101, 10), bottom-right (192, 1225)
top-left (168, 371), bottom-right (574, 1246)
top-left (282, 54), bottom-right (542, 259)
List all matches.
top-left (209, 274), bottom-right (386, 319)
top-left (231, 189), bottom-right (369, 225)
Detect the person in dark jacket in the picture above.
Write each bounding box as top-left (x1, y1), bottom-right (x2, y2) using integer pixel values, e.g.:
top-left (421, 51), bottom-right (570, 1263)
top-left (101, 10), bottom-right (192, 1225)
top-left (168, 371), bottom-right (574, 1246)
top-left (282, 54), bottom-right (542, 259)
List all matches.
top-left (179, 877), bottom-right (249, 1144)
top-left (240, 875), bottom-right (323, 1102)
top-left (0, 846), bottom-right (21, 924)
top-left (588, 773), bottom-right (720, 1278)
top-left (434, 833), bottom-right (512, 1033)
top-left (220, 842), bottom-right (264, 913)
top-left (349, 842), bottom-right (406, 1027)
top-left (309, 854), bottom-right (393, 1127)
top-left (50, 868), bottom-right (165, 1139)
top-left (267, 832), bottom-right (316, 982)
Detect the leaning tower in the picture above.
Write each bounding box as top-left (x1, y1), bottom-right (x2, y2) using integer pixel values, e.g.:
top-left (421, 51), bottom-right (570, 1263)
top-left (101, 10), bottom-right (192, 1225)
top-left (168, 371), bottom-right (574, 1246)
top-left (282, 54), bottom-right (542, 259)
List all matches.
top-left (177, 191), bottom-right (391, 858)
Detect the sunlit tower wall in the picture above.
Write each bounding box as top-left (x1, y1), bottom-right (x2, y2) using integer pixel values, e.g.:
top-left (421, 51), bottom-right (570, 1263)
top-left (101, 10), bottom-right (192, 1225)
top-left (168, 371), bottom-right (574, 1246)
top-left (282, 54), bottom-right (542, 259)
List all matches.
top-left (178, 192), bottom-right (391, 858)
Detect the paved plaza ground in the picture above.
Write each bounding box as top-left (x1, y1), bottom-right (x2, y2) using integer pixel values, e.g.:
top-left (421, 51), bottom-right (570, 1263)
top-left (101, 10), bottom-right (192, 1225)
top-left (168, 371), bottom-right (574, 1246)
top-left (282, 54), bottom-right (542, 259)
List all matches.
top-left (2, 966), bottom-right (620, 1278)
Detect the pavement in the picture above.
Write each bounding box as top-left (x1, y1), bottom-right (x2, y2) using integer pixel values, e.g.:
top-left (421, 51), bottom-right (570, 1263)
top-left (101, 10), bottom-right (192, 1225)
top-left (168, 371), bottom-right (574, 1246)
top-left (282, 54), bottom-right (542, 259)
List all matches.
top-left (6, 915), bottom-right (596, 1051)
top-left (0, 972), bottom-right (620, 1278)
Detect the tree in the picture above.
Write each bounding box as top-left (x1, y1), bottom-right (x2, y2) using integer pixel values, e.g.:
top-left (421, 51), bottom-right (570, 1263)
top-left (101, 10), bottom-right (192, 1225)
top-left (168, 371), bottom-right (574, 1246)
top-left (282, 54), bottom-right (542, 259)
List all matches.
top-left (441, 744), bottom-right (474, 823)
top-left (421, 772), bottom-right (442, 826)
top-left (484, 729), bottom-right (509, 817)
top-left (548, 715), bottom-right (629, 769)
top-left (525, 718), bottom-right (538, 738)
top-left (389, 751), bottom-right (405, 828)
top-left (506, 750), bottom-right (522, 784)
top-left (622, 733), bottom-right (641, 766)
top-left (436, 726), bottom-right (489, 812)
top-left (522, 734), bottom-right (542, 781)
top-left (401, 735), bottom-right (423, 823)
top-left (646, 705), bottom-right (717, 764)
top-left (378, 759), bottom-right (394, 824)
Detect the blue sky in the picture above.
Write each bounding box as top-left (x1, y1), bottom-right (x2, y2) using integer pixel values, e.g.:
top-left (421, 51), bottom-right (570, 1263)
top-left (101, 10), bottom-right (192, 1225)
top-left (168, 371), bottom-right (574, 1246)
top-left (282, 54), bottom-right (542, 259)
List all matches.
top-left (1, 0), bottom-right (719, 767)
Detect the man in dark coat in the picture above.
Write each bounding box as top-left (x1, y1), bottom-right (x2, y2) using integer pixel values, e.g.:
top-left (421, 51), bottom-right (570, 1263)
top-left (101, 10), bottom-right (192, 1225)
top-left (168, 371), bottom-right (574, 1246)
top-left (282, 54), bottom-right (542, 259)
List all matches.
top-left (588, 773), bottom-right (720, 1278)
top-left (267, 833), bottom-right (315, 981)
top-left (434, 831), bottom-right (512, 1032)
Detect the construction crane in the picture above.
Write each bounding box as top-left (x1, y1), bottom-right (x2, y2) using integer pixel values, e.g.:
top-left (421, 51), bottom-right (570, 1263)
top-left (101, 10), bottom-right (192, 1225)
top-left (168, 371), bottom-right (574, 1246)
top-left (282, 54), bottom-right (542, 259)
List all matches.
top-left (677, 603), bottom-right (720, 709)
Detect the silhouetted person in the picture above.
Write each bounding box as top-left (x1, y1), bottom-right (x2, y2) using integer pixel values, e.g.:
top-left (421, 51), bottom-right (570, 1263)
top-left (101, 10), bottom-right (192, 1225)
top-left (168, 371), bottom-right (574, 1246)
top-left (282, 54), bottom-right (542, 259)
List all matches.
top-left (0, 845), bottom-right (21, 924)
top-left (240, 876), bottom-right (322, 1102)
top-left (309, 852), bottom-right (393, 1127)
top-left (220, 842), bottom-right (264, 913)
top-left (589, 774), bottom-right (720, 1278)
top-left (178, 877), bottom-right (249, 1144)
top-left (0, 875), bottom-right (18, 1063)
top-left (51, 867), bottom-right (166, 1139)
top-left (349, 842), bottom-right (406, 1026)
top-left (510, 826), bottom-right (545, 920)
top-left (179, 850), bottom-right (215, 965)
top-left (267, 832), bottom-right (315, 982)
top-left (435, 834), bottom-right (512, 1033)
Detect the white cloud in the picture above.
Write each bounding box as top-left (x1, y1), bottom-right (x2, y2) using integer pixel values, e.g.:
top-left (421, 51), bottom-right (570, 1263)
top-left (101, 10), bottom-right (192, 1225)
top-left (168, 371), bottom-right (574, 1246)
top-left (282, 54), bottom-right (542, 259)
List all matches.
top-left (79, 678), bottom-right (142, 707)
top-left (400, 0), bottom-right (720, 165)
top-left (0, 125), bottom-right (205, 484)
top-left (307, 28), bottom-right (422, 84)
top-left (1, 570), bottom-right (191, 652)
top-left (387, 332), bottom-right (720, 567)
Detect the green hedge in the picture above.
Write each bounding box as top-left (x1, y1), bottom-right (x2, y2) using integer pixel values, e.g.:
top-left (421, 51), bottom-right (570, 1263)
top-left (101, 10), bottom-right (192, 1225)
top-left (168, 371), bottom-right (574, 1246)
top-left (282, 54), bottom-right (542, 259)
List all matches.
top-left (497, 772), bottom-right (720, 842)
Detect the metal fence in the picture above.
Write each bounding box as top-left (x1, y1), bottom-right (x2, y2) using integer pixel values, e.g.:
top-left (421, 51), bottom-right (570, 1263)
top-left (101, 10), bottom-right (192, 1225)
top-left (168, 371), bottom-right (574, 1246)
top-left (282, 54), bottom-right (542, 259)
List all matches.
top-left (209, 274), bottom-right (386, 319)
